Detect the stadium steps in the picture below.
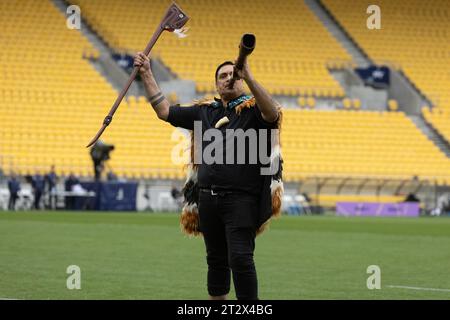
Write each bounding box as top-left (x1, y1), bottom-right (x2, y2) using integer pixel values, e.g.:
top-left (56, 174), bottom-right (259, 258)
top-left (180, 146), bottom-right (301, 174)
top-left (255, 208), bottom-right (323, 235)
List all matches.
top-left (53, 0), bottom-right (177, 96)
top-left (311, 0), bottom-right (432, 116)
top-left (316, 0), bottom-right (434, 113)
top-left (305, 0), bottom-right (390, 110)
top-left (409, 115), bottom-right (450, 158)
top-left (393, 69), bottom-right (435, 113)
top-left (51, 0), bottom-right (140, 95)
top-left (52, 0), bottom-right (139, 95)
top-left (305, 0), bottom-right (370, 67)
top-left (57, 0), bottom-right (197, 101)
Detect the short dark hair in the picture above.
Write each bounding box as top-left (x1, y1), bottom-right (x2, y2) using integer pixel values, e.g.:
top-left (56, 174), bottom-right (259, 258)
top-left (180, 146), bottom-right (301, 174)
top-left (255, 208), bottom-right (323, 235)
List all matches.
top-left (215, 61), bottom-right (234, 82)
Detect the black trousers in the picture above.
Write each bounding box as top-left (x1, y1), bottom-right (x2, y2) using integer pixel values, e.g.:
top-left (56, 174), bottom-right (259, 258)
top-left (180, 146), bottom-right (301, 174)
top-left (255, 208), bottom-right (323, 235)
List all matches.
top-left (34, 190), bottom-right (42, 210)
top-left (8, 193), bottom-right (18, 210)
top-left (198, 189), bottom-right (259, 300)
top-left (93, 160), bottom-right (103, 181)
top-left (47, 187), bottom-right (57, 210)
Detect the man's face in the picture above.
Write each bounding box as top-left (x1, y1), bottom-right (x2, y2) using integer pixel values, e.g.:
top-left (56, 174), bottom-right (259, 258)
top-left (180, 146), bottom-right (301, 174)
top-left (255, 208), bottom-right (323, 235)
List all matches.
top-left (215, 64), bottom-right (244, 101)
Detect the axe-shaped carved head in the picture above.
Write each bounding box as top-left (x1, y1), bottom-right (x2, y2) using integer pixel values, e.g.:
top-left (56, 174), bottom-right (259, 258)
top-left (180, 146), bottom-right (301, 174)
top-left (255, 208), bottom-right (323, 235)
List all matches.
top-left (161, 2), bottom-right (189, 32)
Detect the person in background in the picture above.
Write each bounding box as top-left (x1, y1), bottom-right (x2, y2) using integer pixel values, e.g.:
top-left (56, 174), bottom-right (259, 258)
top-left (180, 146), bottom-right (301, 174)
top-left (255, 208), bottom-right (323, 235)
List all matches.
top-left (404, 193), bottom-right (420, 203)
top-left (171, 184), bottom-right (181, 200)
top-left (31, 171), bottom-right (45, 210)
top-left (107, 170), bottom-right (118, 182)
top-left (45, 165), bottom-right (58, 209)
top-left (171, 184), bottom-right (183, 210)
top-left (90, 140), bottom-right (115, 181)
top-left (64, 173), bottom-right (80, 210)
top-left (7, 172), bottom-right (21, 211)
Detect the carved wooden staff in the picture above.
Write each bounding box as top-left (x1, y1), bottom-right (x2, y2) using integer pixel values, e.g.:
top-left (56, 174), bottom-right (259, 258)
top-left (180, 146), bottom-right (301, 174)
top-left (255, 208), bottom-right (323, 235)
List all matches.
top-left (86, 2), bottom-right (189, 147)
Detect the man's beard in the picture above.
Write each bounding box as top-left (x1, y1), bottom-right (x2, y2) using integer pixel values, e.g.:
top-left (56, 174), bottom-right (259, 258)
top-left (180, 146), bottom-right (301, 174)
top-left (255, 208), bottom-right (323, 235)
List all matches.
top-left (221, 86), bottom-right (243, 100)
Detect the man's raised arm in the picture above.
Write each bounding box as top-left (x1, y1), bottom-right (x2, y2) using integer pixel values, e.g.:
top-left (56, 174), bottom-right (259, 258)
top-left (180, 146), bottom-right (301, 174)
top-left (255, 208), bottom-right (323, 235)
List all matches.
top-left (236, 60), bottom-right (280, 123)
top-left (134, 52), bottom-right (169, 121)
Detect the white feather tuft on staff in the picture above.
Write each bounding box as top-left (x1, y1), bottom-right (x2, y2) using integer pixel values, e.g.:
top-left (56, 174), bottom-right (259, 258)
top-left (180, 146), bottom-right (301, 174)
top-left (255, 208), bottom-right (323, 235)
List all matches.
top-left (174, 27), bottom-right (189, 38)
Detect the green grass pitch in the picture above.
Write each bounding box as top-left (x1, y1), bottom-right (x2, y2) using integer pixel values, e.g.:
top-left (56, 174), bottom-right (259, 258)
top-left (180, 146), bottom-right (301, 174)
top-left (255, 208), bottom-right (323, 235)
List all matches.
top-left (0, 211), bottom-right (449, 300)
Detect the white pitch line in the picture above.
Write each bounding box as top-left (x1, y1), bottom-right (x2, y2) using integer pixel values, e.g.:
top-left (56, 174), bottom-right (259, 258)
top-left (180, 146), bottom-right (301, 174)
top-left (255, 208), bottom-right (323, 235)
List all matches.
top-left (388, 285), bottom-right (450, 293)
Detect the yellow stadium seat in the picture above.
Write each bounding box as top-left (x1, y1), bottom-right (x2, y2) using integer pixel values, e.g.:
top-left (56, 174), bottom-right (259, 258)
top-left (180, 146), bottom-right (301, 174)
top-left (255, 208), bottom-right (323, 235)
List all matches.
top-left (388, 99), bottom-right (399, 111)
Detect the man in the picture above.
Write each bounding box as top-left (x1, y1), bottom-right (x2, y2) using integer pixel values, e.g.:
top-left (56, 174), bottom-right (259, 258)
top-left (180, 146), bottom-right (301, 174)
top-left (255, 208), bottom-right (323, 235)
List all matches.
top-left (31, 171), bottom-right (45, 210)
top-left (45, 165), bottom-right (58, 209)
top-left (107, 170), bottom-right (118, 182)
top-left (171, 184), bottom-right (183, 210)
top-left (7, 172), bottom-right (21, 211)
top-left (90, 140), bottom-right (115, 181)
top-left (134, 51), bottom-right (281, 300)
top-left (64, 172), bottom-right (80, 210)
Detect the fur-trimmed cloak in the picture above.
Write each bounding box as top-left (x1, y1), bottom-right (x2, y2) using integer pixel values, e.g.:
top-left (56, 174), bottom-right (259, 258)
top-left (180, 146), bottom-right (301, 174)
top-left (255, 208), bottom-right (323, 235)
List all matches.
top-left (179, 96), bottom-right (283, 236)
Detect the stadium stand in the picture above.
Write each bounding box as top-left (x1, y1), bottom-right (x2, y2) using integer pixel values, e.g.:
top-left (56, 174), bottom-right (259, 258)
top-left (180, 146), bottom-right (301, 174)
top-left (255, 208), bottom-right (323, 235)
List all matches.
top-left (321, 0), bottom-right (450, 146)
top-left (70, 0), bottom-right (351, 96)
top-left (1, 0), bottom-right (449, 189)
top-left (281, 109), bottom-right (450, 184)
top-left (0, 0), bottom-right (185, 179)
